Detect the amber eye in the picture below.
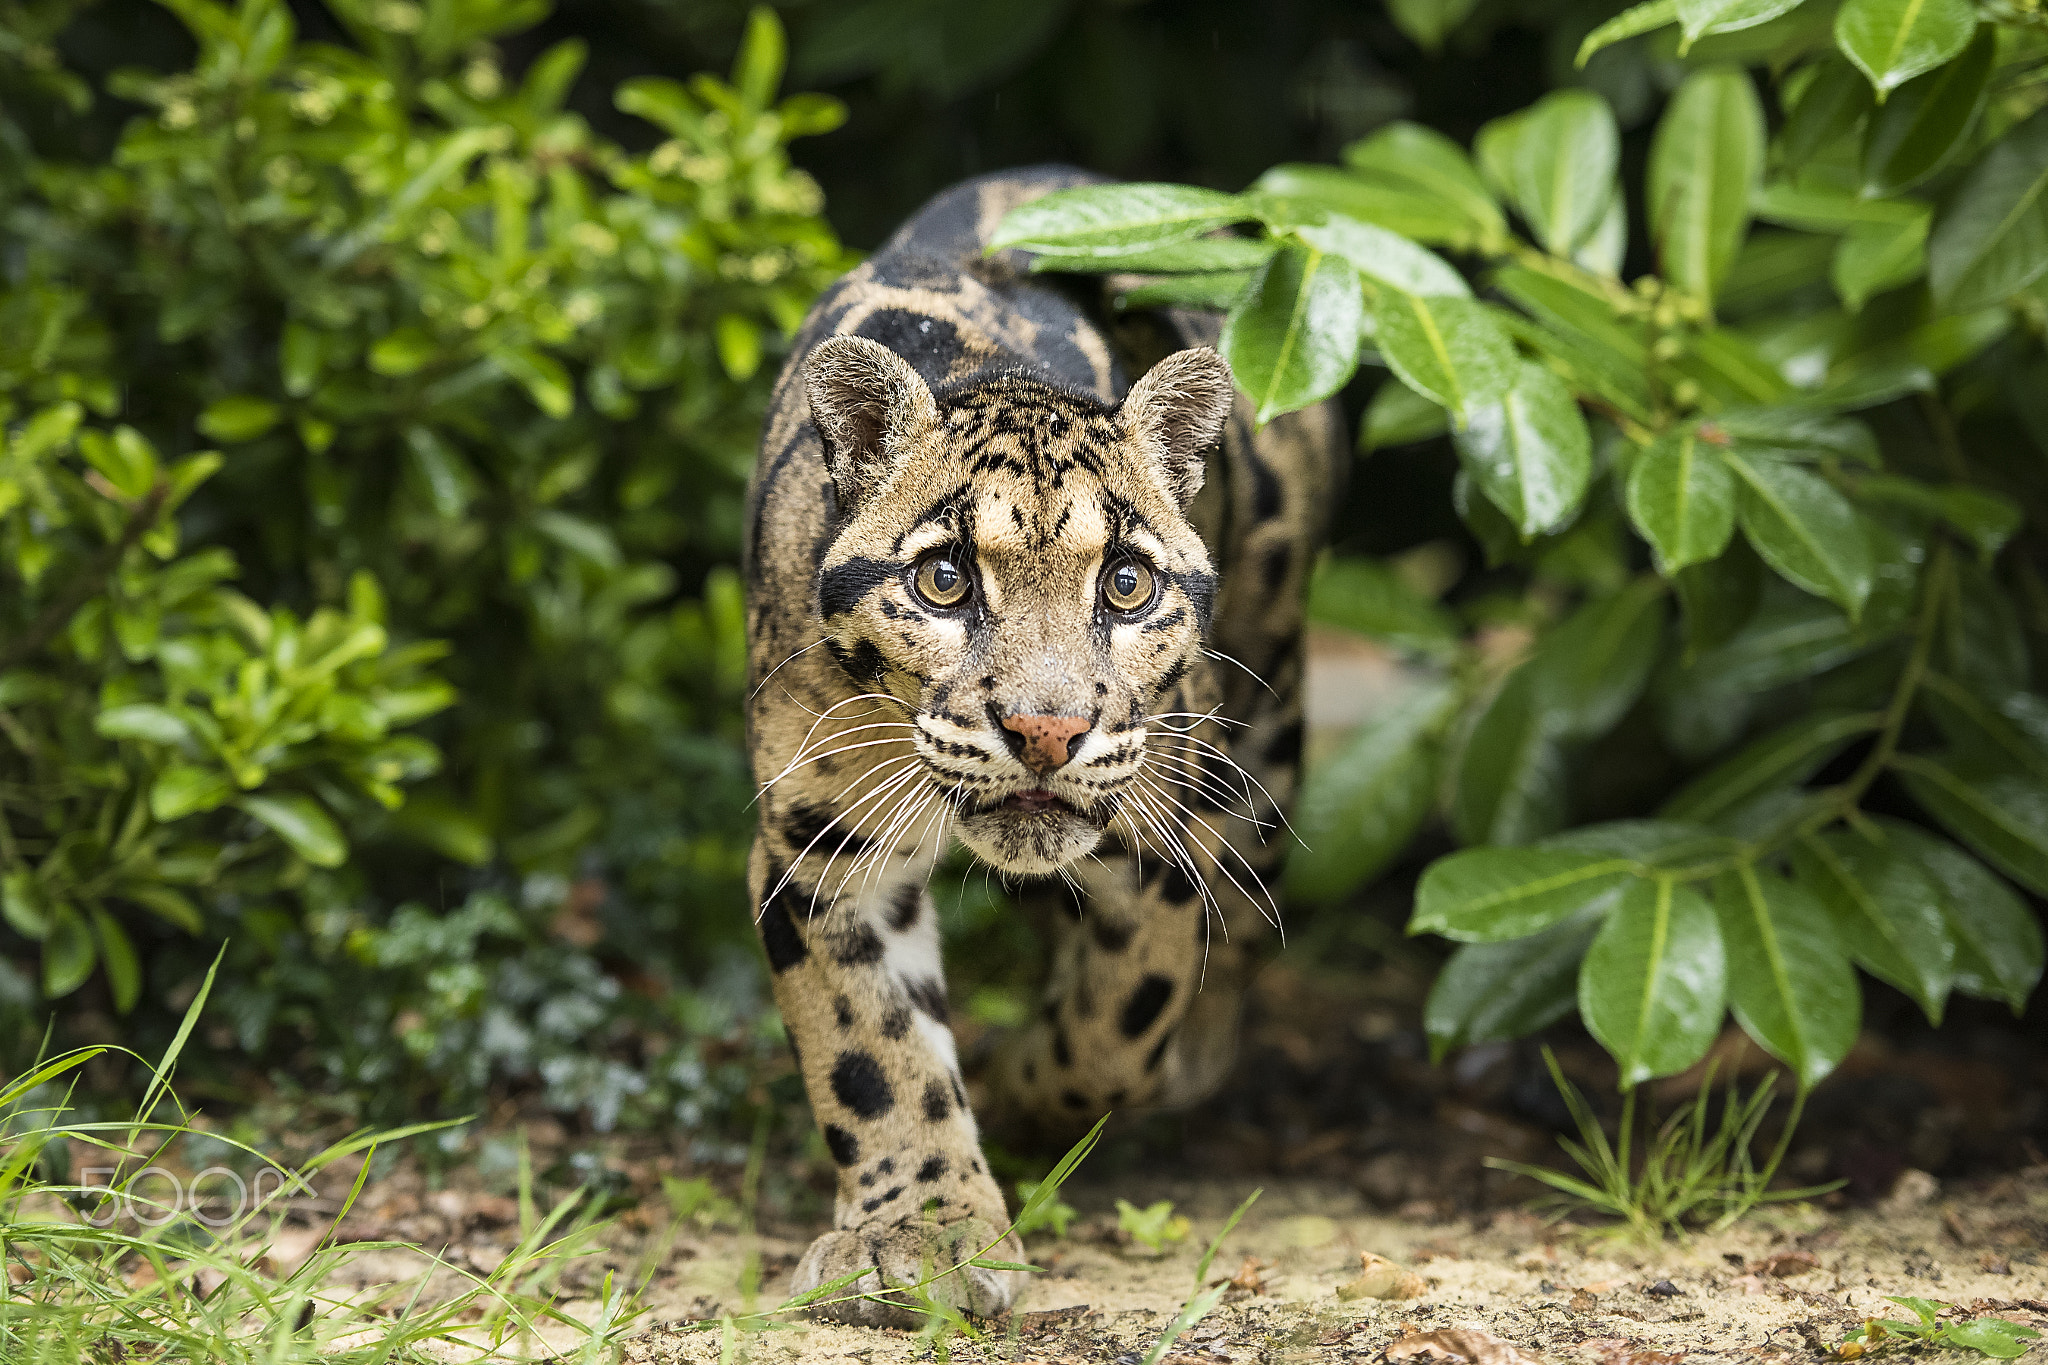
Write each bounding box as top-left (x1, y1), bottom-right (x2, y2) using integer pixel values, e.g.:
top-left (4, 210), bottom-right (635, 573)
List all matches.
top-left (912, 552), bottom-right (972, 609)
top-left (1101, 557), bottom-right (1157, 614)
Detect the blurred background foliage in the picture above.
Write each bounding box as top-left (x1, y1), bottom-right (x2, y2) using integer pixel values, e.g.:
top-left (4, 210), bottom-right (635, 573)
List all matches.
top-left (8, 0), bottom-right (2038, 1149)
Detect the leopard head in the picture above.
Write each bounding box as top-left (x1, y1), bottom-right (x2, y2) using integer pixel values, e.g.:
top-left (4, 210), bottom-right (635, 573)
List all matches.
top-left (805, 336), bottom-right (1234, 875)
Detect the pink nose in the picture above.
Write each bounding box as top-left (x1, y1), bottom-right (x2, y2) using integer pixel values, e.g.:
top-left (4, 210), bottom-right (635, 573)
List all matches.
top-left (1001, 713), bottom-right (1091, 775)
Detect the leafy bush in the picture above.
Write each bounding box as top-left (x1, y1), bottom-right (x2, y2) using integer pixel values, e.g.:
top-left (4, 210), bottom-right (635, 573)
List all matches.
top-left (1000, 0), bottom-right (2048, 1095)
top-left (0, 0), bottom-right (848, 1120)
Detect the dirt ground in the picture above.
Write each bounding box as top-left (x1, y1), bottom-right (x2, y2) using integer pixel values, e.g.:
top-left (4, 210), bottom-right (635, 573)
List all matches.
top-left (608, 1162), bottom-right (2048, 1363)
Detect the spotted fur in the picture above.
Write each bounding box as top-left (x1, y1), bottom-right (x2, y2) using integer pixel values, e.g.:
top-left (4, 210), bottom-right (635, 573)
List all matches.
top-left (742, 167), bottom-right (1342, 1326)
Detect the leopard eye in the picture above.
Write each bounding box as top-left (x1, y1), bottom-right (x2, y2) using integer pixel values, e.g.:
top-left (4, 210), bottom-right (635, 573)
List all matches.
top-left (1101, 557), bottom-right (1157, 614)
top-left (912, 552), bottom-right (972, 609)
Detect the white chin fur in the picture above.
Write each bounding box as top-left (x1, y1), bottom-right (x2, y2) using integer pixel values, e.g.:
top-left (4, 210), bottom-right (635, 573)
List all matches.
top-left (955, 809), bottom-right (1105, 875)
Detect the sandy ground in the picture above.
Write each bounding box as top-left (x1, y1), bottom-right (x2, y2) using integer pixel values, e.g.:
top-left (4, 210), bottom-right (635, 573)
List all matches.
top-left (602, 1168), bottom-right (2048, 1364)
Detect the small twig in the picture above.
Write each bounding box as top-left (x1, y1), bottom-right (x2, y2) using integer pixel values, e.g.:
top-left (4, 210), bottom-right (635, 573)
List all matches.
top-left (0, 481), bottom-right (169, 675)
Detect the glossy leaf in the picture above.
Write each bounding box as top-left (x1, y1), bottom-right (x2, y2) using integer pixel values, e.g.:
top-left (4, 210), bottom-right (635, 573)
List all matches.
top-left (1373, 293), bottom-right (1519, 416)
top-left (1412, 845), bottom-right (1637, 942)
top-left (1579, 879), bottom-right (1726, 1086)
top-left (1663, 710), bottom-right (1883, 822)
top-left (1862, 26), bottom-right (1993, 195)
top-left (1361, 380), bottom-right (1450, 450)
top-left (1291, 215), bottom-right (1468, 297)
top-left (990, 183), bottom-right (1250, 257)
top-left (1791, 829), bottom-right (1954, 1023)
top-left (1833, 0), bottom-right (1976, 97)
top-left (42, 903), bottom-right (97, 999)
top-left (1307, 557), bottom-right (1460, 654)
top-left (1388, 0), bottom-right (1483, 51)
top-left (1627, 427), bottom-right (1737, 572)
top-left (1452, 360), bottom-right (1592, 537)
top-left (1648, 66), bottom-right (1765, 310)
top-left (1577, 0), bottom-right (1679, 66)
top-left (1893, 754), bottom-right (2048, 896)
top-left (1883, 820), bottom-right (2044, 1012)
top-left (1341, 122), bottom-right (1506, 246)
top-left (1713, 864), bottom-right (1861, 1087)
top-left (1779, 58), bottom-right (1874, 172)
top-left (1030, 235), bottom-right (1274, 275)
top-left (1928, 110), bottom-right (2048, 312)
top-left (90, 906), bottom-right (143, 1014)
top-left (1254, 164), bottom-right (1475, 248)
top-left (150, 765), bottom-right (234, 821)
top-left (1220, 246), bottom-right (1366, 424)
top-left (1678, 0), bottom-right (1807, 42)
top-left (1288, 681), bottom-right (1458, 902)
top-left (1534, 576), bottom-right (1669, 740)
top-left (1425, 913), bottom-right (1602, 1059)
top-left (1475, 91), bottom-right (1619, 258)
top-left (1854, 474), bottom-right (2020, 557)
top-left (1723, 450), bottom-right (1875, 617)
top-left (1672, 541), bottom-right (1765, 654)
top-left (239, 794), bottom-right (349, 869)
top-left (1451, 664), bottom-right (1570, 847)
top-left (1832, 211), bottom-right (1930, 312)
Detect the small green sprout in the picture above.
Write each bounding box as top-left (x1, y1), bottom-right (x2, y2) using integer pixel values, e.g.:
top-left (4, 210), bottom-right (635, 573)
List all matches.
top-left (1013, 1178), bottom-right (1077, 1239)
top-left (663, 1174), bottom-right (742, 1231)
top-left (1837, 1298), bottom-right (2041, 1360)
top-left (1116, 1198), bottom-right (1191, 1253)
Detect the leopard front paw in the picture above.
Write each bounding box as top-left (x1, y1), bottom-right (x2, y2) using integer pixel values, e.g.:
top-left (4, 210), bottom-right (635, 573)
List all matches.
top-left (787, 1216), bottom-right (1026, 1327)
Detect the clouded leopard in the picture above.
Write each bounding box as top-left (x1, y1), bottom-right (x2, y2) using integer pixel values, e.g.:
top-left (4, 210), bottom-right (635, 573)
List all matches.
top-left (742, 166), bottom-right (1342, 1324)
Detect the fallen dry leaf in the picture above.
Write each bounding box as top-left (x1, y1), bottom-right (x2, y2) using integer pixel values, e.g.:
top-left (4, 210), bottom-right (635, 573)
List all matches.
top-left (1227, 1255), bottom-right (1272, 1295)
top-left (1386, 1328), bottom-right (1544, 1365)
top-left (1752, 1251), bottom-right (1819, 1278)
top-left (1569, 1291), bottom-right (1598, 1312)
top-left (1582, 1279), bottom-right (1627, 1294)
top-left (1339, 1251), bottom-right (1427, 1301)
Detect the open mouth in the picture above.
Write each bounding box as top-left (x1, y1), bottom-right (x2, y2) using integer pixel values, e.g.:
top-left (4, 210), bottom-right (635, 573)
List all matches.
top-left (1002, 788), bottom-right (1076, 816)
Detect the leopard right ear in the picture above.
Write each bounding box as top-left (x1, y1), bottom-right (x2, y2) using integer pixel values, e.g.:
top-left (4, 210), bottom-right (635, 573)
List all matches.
top-left (803, 336), bottom-right (940, 514)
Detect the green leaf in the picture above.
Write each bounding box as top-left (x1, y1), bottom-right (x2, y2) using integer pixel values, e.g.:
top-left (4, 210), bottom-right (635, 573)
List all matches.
top-left (1220, 246), bottom-right (1365, 424)
top-left (1863, 27), bottom-right (1993, 195)
top-left (1425, 913), bottom-right (1602, 1059)
top-left (1373, 293), bottom-right (1518, 417)
top-left (492, 345), bottom-right (574, 419)
top-left (1452, 360), bottom-right (1592, 538)
top-left (1779, 58), bottom-right (1875, 174)
top-left (1577, 0), bottom-right (1679, 66)
top-left (1475, 91), bottom-right (1619, 258)
top-left (1664, 710), bottom-right (1883, 823)
top-left (1892, 754), bottom-right (2048, 896)
top-left (989, 184), bottom-right (1251, 257)
top-left (1306, 557), bottom-right (1460, 654)
top-left (733, 6), bottom-right (785, 109)
top-left (1672, 541), bottom-right (1765, 654)
top-left (1917, 672), bottom-right (2048, 784)
top-left (94, 703), bottom-right (194, 746)
top-left (197, 395), bottom-right (282, 444)
top-left (1713, 864), bottom-right (1861, 1087)
top-left (42, 903), bottom-right (96, 999)
top-left (1341, 122), bottom-right (1506, 246)
top-left (714, 313), bottom-right (761, 381)
top-left (1580, 879), bottom-right (1726, 1086)
top-left (1534, 576), bottom-right (1669, 740)
top-left (1451, 664), bottom-right (1569, 846)
top-left (1287, 680), bottom-right (1458, 902)
top-left (1387, 0), bottom-right (1482, 51)
top-left (1627, 427), bottom-right (1737, 573)
top-left (1034, 235), bottom-right (1276, 275)
top-left (1942, 1320), bottom-right (2042, 1359)
top-left (1677, 0), bottom-right (1806, 43)
top-left (90, 907), bottom-right (142, 1014)
top-left (368, 327), bottom-right (439, 377)
top-left (1648, 66), bottom-right (1765, 311)
top-left (1291, 215), bottom-right (1468, 297)
top-left (79, 427), bottom-right (159, 501)
top-left (1833, 0), bottom-right (1976, 97)
top-left (1791, 828), bottom-right (1954, 1023)
top-left (1881, 820), bottom-right (2043, 1012)
top-left (120, 884), bottom-right (204, 934)
top-left (1360, 380), bottom-right (1449, 450)
top-left (1412, 846), bottom-right (1637, 942)
top-left (1546, 818), bottom-right (1734, 869)
top-left (2, 870), bottom-right (50, 940)
top-left (1928, 110), bottom-right (2048, 312)
top-left (1832, 210), bottom-right (1930, 312)
top-left (1854, 475), bottom-right (2020, 557)
top-left (1253, 165), bottom-right (1476, 249)
top-left (1723, 450), bottom-right (1875, 617)
top-left (151, 765), bottom-right (234, 821)
top-left (239, 794), bottom-right (349, 868)
top-left (1491, 267), bottom-right (1654, 421)
top-left (1114, 271), bottom-right (1255, 312)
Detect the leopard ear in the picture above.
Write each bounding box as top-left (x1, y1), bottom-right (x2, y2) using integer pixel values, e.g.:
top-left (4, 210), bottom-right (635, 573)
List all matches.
top-left (1119, 347), bottom-right (1236, 509)
top-left (804, 336), bottom-right (940, 514)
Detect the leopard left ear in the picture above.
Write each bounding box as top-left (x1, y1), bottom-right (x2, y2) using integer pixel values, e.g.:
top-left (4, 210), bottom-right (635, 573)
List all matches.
top-left (1118, 347), bottom-right (1236, 509)
top-left (804, 336), bottom-right (941, 514)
